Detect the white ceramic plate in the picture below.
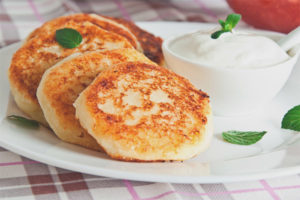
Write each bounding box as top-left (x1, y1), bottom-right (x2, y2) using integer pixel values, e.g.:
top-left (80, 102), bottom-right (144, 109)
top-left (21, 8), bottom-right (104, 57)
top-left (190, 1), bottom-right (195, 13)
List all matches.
top-left (1, 22), bottom-right (300, 184)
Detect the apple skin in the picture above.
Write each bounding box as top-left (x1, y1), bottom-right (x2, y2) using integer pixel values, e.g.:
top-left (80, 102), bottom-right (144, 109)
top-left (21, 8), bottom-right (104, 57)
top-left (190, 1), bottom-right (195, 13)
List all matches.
top-left (227, 0), bottom-right (300, 33)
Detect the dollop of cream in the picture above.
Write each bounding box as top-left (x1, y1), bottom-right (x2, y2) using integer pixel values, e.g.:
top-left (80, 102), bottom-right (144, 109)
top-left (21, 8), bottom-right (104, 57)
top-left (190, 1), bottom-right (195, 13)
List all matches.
top-left (169, 31), bottom-right (290, 69)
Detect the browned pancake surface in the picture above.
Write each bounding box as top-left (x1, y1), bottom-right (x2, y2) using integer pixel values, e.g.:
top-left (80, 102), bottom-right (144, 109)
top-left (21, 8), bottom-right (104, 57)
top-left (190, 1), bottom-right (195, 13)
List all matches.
top-left (9, 21), bottom-right (132, 123)
top-left (26, 13), bottom-right (164, 65)
top-left (27, 13), bottom-right (138, 49)
top-left (75, 62), bottom-right (211, 161)
top-left (37, 49), bottom-right (153, 150)
top-left (106, 16), bottom-right (164, 65)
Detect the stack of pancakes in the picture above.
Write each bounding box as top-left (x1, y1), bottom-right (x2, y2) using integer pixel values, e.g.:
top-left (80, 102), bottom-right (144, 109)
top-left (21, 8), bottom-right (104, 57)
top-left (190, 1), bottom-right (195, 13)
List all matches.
top-left (8, 13), bottom-right (213, 161)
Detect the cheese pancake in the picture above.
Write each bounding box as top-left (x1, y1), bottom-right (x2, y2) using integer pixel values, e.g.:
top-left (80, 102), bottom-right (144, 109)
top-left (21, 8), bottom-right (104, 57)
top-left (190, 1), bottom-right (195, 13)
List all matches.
top-left (37, 49), bottom-right (153, 150)
top-left (8, 21), bottom-right (133, 125)
top-left (74, 62), bottom-right (213, 161)
top-left (27, 13), bottom-right (140, 51)
top-left (26, 13), bottom-right (163, 65)
top-left (105, 16), bottom-right (164, 66)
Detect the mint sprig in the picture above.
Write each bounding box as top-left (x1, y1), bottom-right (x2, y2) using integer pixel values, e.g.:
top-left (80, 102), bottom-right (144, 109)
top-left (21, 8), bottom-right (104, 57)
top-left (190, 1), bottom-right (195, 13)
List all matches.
top-left (222, 130), bottom-right (267, 145)
top-left (282, 105), bottom-right (300, 131)
top-left (211, 13), bottom-right (241, 39)
top-left (7, 115), bottom-right (39, 128)
top-left (55, 28), bottom-right (82, 49)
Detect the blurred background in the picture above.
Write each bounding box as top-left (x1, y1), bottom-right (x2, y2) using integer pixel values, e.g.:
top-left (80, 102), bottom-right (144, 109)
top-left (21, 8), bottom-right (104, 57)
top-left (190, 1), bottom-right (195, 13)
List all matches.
top-left (1, 0), bottom-right (299, 47)
top-left (0, 0), bottom-right (244, 47)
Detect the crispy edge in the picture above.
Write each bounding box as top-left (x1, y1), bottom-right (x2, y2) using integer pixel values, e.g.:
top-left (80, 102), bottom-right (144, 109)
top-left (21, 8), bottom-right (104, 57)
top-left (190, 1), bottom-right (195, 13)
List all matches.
top-left (99, 15), bottom-right (164, 66)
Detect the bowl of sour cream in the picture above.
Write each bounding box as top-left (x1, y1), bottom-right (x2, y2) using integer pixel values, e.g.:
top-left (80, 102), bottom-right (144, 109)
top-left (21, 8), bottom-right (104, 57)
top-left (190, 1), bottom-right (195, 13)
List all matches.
top-left (162, 29), bottom-right (300, 116)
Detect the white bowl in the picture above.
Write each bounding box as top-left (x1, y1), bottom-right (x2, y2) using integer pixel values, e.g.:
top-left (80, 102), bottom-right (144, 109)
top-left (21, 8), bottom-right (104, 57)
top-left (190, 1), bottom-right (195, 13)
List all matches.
top-left (163, 31), bottom-right (299, 116)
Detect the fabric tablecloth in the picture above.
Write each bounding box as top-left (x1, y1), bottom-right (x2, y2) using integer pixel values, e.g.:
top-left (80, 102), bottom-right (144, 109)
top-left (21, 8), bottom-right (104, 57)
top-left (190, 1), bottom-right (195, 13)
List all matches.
top-left (1, 0), bottom-right (300, 199)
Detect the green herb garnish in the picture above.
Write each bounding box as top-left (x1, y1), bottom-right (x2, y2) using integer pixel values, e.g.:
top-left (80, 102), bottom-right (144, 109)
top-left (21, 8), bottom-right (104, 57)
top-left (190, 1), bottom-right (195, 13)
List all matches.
top-left (7, 115), bottom-right (39, 128)
top-left (211, 13), bottom-right (241, 39)
top-left (55, 28), bottom-right (82, 49)
top-left (282, 105), bottom-right (300, 131)
top-left (222, 130), bottom-right (267, 145)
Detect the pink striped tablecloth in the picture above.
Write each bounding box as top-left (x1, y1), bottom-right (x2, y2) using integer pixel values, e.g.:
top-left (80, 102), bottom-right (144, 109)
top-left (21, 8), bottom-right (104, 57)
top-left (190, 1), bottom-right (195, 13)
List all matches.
top-left (0, 0), bottom-right (300, 199)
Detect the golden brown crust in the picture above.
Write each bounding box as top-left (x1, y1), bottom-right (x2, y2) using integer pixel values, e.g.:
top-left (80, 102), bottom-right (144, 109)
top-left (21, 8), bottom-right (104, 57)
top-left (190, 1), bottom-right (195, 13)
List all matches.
top-left (76, 62), bottom-right (211, 161)
top-left (9, 21), bottom-right (133, 122)
top-left (104, 16), bottom-right (164, 66)
top-left (27, 13), bottom-right (138, 49)
top-left (38, 49), bottom-right (154, 151)
top-left (26, 13), bottom-right (164, 66)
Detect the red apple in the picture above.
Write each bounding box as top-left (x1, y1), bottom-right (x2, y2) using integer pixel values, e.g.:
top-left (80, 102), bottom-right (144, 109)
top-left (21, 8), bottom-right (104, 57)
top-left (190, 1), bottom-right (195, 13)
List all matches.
top-left (227, 0), bottom-right (300, 33)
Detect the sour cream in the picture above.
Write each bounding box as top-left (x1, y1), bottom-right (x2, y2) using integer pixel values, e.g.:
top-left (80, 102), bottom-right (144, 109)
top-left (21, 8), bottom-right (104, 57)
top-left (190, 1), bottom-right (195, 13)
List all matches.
top-left (169, 31), bottom-right (290, 69)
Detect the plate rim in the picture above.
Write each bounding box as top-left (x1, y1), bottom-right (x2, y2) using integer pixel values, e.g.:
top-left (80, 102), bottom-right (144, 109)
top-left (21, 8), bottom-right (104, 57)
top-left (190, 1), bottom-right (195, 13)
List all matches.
top-left (2, 136), bottom-right (300, 184)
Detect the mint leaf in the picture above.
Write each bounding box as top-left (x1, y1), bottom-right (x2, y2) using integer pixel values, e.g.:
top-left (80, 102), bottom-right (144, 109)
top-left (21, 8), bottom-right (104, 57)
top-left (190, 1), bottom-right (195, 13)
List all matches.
top-left (222, 130), bottom-right (267, 145)
top-left (282, 105), bottom-right (300, 131)
top-left (211, 13), bottom-right (241, 39)
top-left (218, 20), bottom-right (226, 29)
top-left (224, 23), bottom-right (231, 31)
top-left (225, 13), bottom-right (241, 30)
top-left (55, 28), bottom-right (82, 49)
top-left (7, 115), bottom-right (39, 128)
top-left (211, 30), bottom-right (229, 39)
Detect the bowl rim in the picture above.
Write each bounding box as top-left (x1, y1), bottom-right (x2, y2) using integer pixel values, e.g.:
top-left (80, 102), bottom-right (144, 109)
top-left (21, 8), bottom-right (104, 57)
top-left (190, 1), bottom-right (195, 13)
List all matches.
top-left (162, 28), bottom-right (299, 73)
